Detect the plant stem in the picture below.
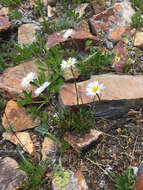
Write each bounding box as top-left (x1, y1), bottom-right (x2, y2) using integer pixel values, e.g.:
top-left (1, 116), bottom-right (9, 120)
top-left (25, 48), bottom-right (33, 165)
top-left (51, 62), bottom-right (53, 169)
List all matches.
top-left (83, 51), bottom-right (97, 63)
top-left (96, 94), bottom-right (101, 101)
top-left (71, 67), bottom-right (79, 105)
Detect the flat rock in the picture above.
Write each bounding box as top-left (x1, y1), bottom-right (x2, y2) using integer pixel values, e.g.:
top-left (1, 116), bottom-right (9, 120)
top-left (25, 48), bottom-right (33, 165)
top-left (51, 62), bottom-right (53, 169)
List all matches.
top-left (0, 157), bottom-right (27, 190)
top-left (113, 41), bottom-right (128, 71)
top-left (52, 169), bottom-right (88, 190)
top-left (89, 1), bottom-right (134, 38)
top-left (0, 7), bottom-right (9, 16)
top-left (18, 23), bottom-right (40, 45)
top-left (2, 100), bottom-right (40, 132)
top-left (3, 132), bottom-right (35, 155)
top-left (0, 16), bottom-right (11, 31)
top-left (59, 74), bottom-right (143, 110)
top-left (64, 129), bottom-right (102, 152)
top-left (134, 32), bottom-right (143, 47)
top-left (0, 59), bottom-right (49, 99)
top-left (42, 137), bottom-right (57, 161)
top-left (47, 29), bottom-right (99, 49)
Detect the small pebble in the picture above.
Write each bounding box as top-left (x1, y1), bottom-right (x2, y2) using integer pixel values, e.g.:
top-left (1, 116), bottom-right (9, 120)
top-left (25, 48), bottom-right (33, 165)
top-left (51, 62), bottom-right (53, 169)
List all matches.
top-left (99, 180), bottom-right (105, 188)
top-left (0, 4), bottom-right (3, 9)
top-left (106, 40), bottom-right (113, 49)
top-left (129, 51), bottom-right (136, 57)
top-left (106, 1), bottom-right (111, 7)
top-left (130, 166), bottom-right (138, 176)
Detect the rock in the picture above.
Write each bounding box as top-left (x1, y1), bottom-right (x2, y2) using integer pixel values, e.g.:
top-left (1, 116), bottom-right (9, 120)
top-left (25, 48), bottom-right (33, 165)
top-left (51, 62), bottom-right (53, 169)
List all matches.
top-left (62, 67), bottom-right (79, 81)
top-left (130, 166), bottom-right (138, 176)
top-left (113, 41), bottom-right (128, 71)
top-left (52, 169), bottom-right (88, 190)
top-left (79, 20), bottom-right (90, 32)
top-left (59, 74), bottom-right (143, 109)
top-left (92, 0), bottom-right (105, 15)
top-left (134, 174), bottom-right (143, 190)
top-left (47, 5), bottom-right (55, 17)
top-left (75, 3), bottom-right (89, 19)
top-left (42, 137), bottom-right (57, 161)
top-left (0, 59), bottom-right (49, 99)
top-left (18, 23), bottom-right (40, 45)
top-left (134, 32), bottom-right (143, 47)
top-left (2, 100), bottom-right (40, 132)
top-left (0, 157), bottom-right (27, 190)
top-left (138, 163), bottom-right (143, 176)
top-left (105, 39), bottom-right (113, 49)
top-left (47, 29), bottom-right (99, 49)
top-left (0, 16), bottom-right (11, 31)
top-left (89, 1), bottom-right (134, 36)
top-left (0, 7), bottom-right (9, 16)
top-left (64, 129), bottom-right (102, 153)
top-left (108, 27), bottom-right (131, 42)
top-left (3, 132), bottom-right (35, 155)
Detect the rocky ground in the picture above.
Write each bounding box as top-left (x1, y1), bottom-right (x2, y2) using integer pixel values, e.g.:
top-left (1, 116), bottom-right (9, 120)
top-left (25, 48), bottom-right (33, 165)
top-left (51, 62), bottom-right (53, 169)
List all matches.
top-left (1, 0), bottom-right (143, 189)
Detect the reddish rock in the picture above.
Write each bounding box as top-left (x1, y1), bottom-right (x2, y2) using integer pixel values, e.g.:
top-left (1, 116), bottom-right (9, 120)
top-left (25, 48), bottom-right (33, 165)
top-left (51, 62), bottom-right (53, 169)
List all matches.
top-left (18, 24), bottom-right (40, 45)
top-left (0, 157), bottom-right (27, 190)
top-left (92, 0), bottom-right (105, 15)
top-left (3, 132), bottom-right (36, 155)
top-left (113, 41), bottom-right (128, 71)
top-left (64, 129), bottom-right (102, 152)
top-left (59, 74), bottom-right (143, 107)
top-left (0, 59), bottom-right (49, 99)
top-left (89, 1), bottom-right (134, 35)
top-left (134, 174), bottom-right (143, 190)
top-left (0, 16), bottom-right (11, 31)
top-left (2, 100), bottom-right (40, 132)
top-left (47, 29), bottom-right (99, 49)
top-left (108, 27), bottom-right (131, 42)
top-left (0, 7), bottom-right (9, 16)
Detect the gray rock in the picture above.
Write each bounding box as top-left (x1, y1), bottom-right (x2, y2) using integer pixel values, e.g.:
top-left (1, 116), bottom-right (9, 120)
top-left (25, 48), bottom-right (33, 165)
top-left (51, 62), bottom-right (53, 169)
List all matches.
top-left (0, 157), bottom-right (27, 190)
top-left (129, 50), bottom-right (136, 57)
top-left (105, 40), bottom-right (114, 49)
top-left (138, 163), bottom-right (143, 176)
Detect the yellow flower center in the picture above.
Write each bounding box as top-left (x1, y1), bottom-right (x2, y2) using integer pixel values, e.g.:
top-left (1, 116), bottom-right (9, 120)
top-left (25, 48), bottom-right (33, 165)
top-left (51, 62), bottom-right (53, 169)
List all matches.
top-left (66, 61), bottom-right (72, 66)
top-left (27, 77), bottom-right (32, 82)
top-left (92, 86), bottom-right (99, 93)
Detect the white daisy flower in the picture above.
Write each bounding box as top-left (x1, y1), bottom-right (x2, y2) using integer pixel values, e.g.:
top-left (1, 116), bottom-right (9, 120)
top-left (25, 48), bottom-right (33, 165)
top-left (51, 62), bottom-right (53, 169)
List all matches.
top-left (34, 81), bottom-right (50, 97)
top-left (63, 29), bottom-right (73, 39)
top-left (21, 72), bottom-right (37, 87)
top-left (61, 57), bottom-right (77, 70)
top-left (86, 81), bottom-right (105, 97)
